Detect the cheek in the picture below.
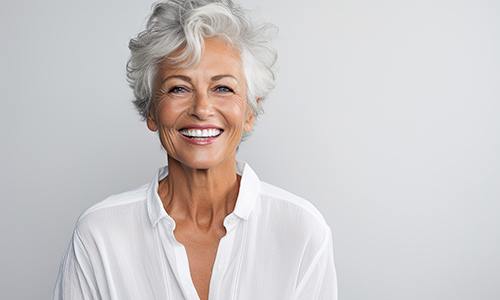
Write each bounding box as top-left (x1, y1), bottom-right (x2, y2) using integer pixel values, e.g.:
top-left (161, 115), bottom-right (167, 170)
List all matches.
top-left (220, 101), bottom-right (247, 126)
top-left (155, 100), bottom-right (184, 128)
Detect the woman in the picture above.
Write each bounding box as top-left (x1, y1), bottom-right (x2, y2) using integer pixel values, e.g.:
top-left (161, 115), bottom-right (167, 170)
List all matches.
top-left (53, 0), bottom-right (337, 299)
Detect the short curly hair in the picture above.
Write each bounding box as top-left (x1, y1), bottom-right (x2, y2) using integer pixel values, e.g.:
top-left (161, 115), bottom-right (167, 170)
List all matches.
top-left (126, 0), bottom-right (278, 142)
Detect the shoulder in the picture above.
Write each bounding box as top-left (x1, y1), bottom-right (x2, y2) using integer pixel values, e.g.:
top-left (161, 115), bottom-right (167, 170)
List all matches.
top-left (73, 183), bottom-right (150, 237)
top-left (259, 180), bottom-right (329, 227)
top-left (78, 183), bottom-right (149, 220)
top-left (257, 180), bottom-right (332, 244)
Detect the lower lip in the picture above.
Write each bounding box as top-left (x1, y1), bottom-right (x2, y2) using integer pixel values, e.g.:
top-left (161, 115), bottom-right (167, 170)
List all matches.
top-left (179, 132), bottom-right (223, 145)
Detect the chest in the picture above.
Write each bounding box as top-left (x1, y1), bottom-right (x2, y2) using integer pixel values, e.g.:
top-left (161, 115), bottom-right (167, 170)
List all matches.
top-left (174, 227), bottom-right (226, 300)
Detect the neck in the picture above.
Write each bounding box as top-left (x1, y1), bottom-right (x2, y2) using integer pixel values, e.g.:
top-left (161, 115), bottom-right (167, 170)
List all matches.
top-left (158, 156), bottom-right (241, 230)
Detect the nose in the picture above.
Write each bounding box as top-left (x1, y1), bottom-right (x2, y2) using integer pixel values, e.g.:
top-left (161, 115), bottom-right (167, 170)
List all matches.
top-left (189, 89), bottom-right (214, 120)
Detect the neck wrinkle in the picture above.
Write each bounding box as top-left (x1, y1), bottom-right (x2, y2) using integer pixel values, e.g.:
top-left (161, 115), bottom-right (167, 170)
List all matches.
top-left (158, 157), bottom-right (241, 228)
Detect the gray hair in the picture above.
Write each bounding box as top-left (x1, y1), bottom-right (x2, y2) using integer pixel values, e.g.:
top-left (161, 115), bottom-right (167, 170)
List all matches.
top-left (126, 0), bottom-right (278, 142)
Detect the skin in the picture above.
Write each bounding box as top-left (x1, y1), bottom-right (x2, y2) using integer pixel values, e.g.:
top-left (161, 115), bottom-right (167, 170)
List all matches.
top-left (146, 36), bottom-right (259, 300)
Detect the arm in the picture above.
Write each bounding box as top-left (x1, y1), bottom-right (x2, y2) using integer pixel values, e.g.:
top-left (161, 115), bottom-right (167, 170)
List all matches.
top-left (294, 226), bottom-right (338, 300)
top-left (52, 227), bottom-right (100, 300)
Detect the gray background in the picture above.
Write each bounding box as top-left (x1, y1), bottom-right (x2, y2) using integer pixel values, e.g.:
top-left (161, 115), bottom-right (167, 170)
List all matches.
top-left (1, 0), bottom-right (499, 299)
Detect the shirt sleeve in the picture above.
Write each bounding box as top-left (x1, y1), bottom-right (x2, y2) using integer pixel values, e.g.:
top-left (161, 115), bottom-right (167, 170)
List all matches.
top-left (52, 227), bottom-right (100, 300)
top-left (294, 226), bottom-right (338, 300)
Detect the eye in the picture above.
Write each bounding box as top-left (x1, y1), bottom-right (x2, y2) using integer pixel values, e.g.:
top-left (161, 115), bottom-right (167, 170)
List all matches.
top-left (168, 86), bottom-right (190, 94)
top-left (214, 85), bottom-right (234, 93)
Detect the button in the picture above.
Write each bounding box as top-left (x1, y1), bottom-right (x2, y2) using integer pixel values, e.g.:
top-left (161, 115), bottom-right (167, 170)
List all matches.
top-left (224, 217), bottom-right (234, 227)
top-left (162, 218), bottom-right (175, 230)
top-left (225, 217), bottom-right (240, 232)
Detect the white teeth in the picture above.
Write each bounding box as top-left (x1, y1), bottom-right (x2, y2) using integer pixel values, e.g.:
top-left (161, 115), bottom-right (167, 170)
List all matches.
top-left (180, 128), bottom-right (222, 138)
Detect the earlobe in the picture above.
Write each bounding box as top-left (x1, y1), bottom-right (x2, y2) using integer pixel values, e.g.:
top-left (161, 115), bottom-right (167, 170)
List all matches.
top-left (146, 116), bottom-right (158, 132)
top-left (244, 109), bottom-right (256, 132)
top-left (244, 97), bottom-right (261, 132)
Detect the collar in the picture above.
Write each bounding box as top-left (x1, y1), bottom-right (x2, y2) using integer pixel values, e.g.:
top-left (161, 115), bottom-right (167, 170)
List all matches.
top-left (146, 159), bottom-right (261, 227)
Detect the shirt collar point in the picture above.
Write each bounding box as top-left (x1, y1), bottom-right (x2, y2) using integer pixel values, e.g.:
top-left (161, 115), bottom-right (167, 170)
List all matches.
top-left (147, 159), bottom-right (261, 226)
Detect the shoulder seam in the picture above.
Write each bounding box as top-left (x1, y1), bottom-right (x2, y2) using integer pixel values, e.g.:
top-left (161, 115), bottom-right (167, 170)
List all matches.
top-left (77, 184), bottom-right (149, 224)
top-left (259, 182), bottom-right (328, 226)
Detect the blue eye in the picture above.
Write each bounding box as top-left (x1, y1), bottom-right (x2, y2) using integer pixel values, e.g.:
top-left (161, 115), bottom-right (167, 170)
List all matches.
top-left (215, 85), bottom-right (234, 93)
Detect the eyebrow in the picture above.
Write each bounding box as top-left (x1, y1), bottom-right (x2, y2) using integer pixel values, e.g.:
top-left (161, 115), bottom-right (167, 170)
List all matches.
top-left (161, 74), bottom-right (238, 84)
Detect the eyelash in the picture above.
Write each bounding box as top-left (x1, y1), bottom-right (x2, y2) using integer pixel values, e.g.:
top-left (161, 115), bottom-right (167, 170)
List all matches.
top-left (166, 85), bottom-right (234, 94)
top-left (214, 85), bottom-right (234, 93)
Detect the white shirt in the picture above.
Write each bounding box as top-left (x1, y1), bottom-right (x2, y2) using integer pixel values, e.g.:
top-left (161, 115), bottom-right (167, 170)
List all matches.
top-left (53, 159), bottom-right (338, 300)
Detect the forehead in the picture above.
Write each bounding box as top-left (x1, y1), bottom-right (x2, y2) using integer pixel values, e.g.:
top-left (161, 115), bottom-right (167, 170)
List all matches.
top-left (158, 37), bottom-right (243, 79)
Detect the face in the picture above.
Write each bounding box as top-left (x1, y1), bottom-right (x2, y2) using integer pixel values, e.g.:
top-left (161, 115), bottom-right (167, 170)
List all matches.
top-left (147, 37), bottom-right (256, 170)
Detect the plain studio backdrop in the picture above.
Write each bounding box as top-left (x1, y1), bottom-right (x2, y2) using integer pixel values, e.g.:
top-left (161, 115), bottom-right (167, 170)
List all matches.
top-left (1, 0), bottom-right (499, 299)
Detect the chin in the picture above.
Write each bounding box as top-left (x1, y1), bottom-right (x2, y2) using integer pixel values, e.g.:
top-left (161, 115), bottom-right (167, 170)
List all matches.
top-left (177, 155), bottom-right (226, 170)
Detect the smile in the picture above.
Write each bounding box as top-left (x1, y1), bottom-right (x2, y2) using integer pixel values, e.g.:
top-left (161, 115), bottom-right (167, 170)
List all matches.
top-left (179, 128), bottom-right (223, 138)
top-left (178, 128), bottom-right (224, 145)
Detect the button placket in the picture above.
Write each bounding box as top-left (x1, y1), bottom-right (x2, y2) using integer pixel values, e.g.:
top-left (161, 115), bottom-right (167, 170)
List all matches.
top-left (209, 217), bottom-right (239, 300)
top-left (159, 217), bottom-right (200, 300)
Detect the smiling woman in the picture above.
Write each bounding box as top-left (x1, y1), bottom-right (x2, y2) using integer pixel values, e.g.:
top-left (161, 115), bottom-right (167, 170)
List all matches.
top-left (52, 1), bottom-right (337, 300)
top-left (147, 37), bottom-right (253, 168)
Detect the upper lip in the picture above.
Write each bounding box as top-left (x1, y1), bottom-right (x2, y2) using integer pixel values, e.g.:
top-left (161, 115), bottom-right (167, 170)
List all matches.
top-left (179, 124), bottom-right (224, 130)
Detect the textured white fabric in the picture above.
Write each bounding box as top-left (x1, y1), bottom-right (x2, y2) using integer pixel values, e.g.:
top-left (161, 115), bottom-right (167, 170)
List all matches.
top-left (53, 159), bottom-right (338, 300)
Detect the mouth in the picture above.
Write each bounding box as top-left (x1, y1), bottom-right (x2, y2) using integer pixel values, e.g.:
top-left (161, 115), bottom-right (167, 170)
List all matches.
top-left (177, 128), bottom-right (224, 144)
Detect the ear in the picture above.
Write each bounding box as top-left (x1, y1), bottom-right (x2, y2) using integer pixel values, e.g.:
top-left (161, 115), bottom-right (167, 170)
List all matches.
top-left (243, 98), bottom-right (260, 132)
top-left (146, 114), bottom-right (158, 132)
